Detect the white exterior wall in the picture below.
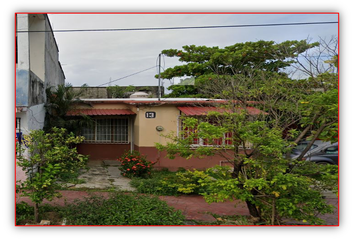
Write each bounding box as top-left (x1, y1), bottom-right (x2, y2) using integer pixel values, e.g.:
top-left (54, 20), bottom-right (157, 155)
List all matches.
top-left (16, 14), bottom-right (65, 134)
top-left (29, 14), bottom-right (45, 81)
top-left (27, 104), bottom-right (46, 132)
top-left (17, 14), bottom-right (30, 70)
top-left (16, 105), bottom-right (45, 136)
top-left (16, 14), bottom-right (30, 106)
top-left (45, 16), bottom-right (65, 88)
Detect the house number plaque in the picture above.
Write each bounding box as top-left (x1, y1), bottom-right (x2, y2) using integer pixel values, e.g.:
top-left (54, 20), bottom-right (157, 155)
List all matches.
top-left (145, 112), bottom-right (156, 118)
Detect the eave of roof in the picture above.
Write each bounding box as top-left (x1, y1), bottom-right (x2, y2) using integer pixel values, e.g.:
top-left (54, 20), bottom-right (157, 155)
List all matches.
top-left (67, 109), bottom-right (136, 116)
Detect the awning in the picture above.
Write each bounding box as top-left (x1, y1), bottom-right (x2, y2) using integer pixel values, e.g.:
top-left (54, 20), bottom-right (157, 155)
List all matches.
top-left (67, 109), bottom-right (136, 116)
top-left (177, 106), bottom-right (266, 116)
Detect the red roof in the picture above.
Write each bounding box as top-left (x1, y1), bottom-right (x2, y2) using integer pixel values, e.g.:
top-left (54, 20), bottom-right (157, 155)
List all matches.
top-left (67, 109), bottom-right (136, 116)
top-left (178, 106), bottom-right (266, 116)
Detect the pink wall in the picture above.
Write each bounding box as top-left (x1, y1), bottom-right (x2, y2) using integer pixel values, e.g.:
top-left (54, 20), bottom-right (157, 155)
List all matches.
top-left (77, 143), bottom-right (130, 160)
top-left (134, 145), bottom-right (231, 171)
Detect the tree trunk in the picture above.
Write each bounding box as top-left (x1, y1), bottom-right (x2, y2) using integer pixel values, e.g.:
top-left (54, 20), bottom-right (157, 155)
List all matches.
top-left (246, 200), bottom-right (261, 220)
top-left (285, 113), bottom-right (320, 158)
top-left (232, 161), bottom-right (262, 222)
top-left (296, 120), bottom-right (336, 160)
top-left (34, 203), bottom-right (39, 223)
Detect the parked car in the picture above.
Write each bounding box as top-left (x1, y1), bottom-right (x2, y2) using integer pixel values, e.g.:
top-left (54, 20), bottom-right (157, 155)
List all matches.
top-left (290, 140), bottom-right (331, 159)
top-left (304, 142), bottom-right (338, 165)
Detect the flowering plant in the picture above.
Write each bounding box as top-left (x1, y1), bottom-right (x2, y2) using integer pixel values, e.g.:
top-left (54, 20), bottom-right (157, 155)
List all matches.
top-left (118, 151), bottom-right (155, 178)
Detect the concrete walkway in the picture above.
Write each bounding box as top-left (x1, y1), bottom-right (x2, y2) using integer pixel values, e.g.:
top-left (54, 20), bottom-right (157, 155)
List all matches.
top-left (67, 160), bottom-right (135, 192)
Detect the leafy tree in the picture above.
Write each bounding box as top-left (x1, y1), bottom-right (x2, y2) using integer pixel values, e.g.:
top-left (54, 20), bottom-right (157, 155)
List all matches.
top-left (292, 36), bottom-right (338, 77)
top-left (155, 39), bottom-right (338, 224)
top-left (163, 85), bottom-right (202, 98)
top-left (157, 40), bottom-right (319, 98)
top-left (16, 128), bottom-right (88, 223)
top-left (157, 102), bottom-right (337, 224)
top-left (107, 85), bottom-right (136, 98)
top-left (44, 83), bottom-right (92, 135)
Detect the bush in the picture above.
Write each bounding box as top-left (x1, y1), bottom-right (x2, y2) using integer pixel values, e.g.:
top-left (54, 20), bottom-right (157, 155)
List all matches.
top-left (130, 172), bottom-right (181, 196)
top-left (60, 193), bottom-right (185, 225)
top-left (16, 202), bottom-right (34, 225)
top-left (118, 151), bottom-right (155, 178)
top-left (131, 166), bottom-right (232, 196)
top-left (16, 127), bottom-right (88, 223)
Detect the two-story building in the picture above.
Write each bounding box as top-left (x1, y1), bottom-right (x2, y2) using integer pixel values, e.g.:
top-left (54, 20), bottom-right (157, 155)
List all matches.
top-left (16, 13), bottom-right (65, 137)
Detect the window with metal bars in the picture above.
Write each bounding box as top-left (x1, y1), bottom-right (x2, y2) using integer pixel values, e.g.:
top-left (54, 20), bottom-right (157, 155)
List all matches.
top-left (178, 116), bottom-right (252, 149)
top-left (82, 118), bottom-right (129, 143)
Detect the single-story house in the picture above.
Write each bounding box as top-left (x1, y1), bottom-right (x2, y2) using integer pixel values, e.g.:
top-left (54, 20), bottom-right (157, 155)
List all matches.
top-left (67, 98), bottom-right (264, 171)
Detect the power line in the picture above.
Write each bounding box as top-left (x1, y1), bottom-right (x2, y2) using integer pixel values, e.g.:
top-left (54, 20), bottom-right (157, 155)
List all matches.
top-left (17, 21), bottom-right (338, 33)
top-left (97, 66), bottom-right (156, 86)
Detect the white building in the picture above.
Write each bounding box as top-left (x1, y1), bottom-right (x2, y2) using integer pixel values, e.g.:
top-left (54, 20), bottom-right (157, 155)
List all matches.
top-left (16, 14), bottom-right (65, 136)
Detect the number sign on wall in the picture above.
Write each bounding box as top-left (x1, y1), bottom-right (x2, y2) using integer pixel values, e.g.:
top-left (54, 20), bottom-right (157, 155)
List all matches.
top-left (145, 112), bottom-right (156, 118)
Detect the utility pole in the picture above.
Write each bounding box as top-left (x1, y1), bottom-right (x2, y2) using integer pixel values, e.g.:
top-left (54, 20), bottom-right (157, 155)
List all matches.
top-left (158, 53), bottom-right (161, 101)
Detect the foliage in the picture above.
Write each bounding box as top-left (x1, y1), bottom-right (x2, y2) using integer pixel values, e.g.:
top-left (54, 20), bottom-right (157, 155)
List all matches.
top-left (208, 213), bottom-right (253, 225)
top-left (155, 39), bottom-right (338, 225)
top-left (60, 193), bottom-right (185, 225)
top-left (199, 162), bottom-right (336, 225)
top-left (118, 151), bottom-right (156, 178)
top-left (107, 85), bottom-right (136, 98)
top-left (44, 83), bottom-right (93, 134)
top-left (16, 127), bottom-right (88, 222)
top-left (16, 202), bottom-right (63, 225)
top-left (16, 202), bottom-right (34, 225)
top-left (130, 169), bottom-right (180, 195)
top-left (157, 40), bottom-right (319, 98)
top-left (131, 166), bottom-right (232, 196)
top-left (157, 110), bottom-right (338, 224)
top-left (159, 40), bottom-right (318, 79)
top-left (163, 85), bottom-right (203, 98)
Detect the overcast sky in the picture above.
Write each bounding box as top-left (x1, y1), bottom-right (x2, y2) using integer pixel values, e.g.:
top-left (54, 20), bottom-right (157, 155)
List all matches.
top-left (48, 13), bottom-right (338, 89)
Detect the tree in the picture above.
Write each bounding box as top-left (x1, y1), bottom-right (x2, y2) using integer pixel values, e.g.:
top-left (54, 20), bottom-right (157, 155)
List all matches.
top-left (157, 40), bottom-right (319, 98)
top-left (44, 83), bottom-right (92, 135)
top-left (291, 36), bottom-right (338, 78)
top-left (155, 40), bottom-right (338, 224)
top-left (107, 85), bottom-right (136, 98)
top-left (16, 128), bottom-right (88, 223)
top-left (163, 85), bottom-right (201, 98)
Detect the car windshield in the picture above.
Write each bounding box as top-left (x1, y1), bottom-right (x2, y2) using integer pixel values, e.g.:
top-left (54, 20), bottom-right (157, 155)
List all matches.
top-left (293, 143), bottom-right (318, 151)
top-left (324, 146), bottom-right (338, 154)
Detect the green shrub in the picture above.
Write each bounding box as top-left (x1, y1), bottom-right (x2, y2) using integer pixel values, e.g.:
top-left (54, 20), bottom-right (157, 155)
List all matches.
top-left (118, 151), bottom-right (156, 178)
top-left (16, 202), bottom-right (34, 225)
top-left (131, 166), bottom-right (233, 196)
top-left (16, 127), bottom-right (88, 222)
top-left (131, 175), bottom-right (180, 196)
top-left (60, 193), bottom-right (185, 225)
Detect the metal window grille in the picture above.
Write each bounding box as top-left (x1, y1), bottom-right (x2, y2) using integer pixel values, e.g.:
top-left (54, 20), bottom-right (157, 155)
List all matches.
top-left (178, 116), bottom-right (252, 148)
top-left (82, 118), bottom-right (129, 144)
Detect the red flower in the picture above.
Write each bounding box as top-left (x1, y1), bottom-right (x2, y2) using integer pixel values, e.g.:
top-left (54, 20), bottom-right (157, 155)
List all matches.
top-left (127, 168), bottom-right (130, 171)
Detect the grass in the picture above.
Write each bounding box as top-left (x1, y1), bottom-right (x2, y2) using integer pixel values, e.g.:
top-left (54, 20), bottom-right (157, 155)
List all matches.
top-left (16, 192), bottom-right (186, 226)
top-left (129, 168), bottom-right (192, 196)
